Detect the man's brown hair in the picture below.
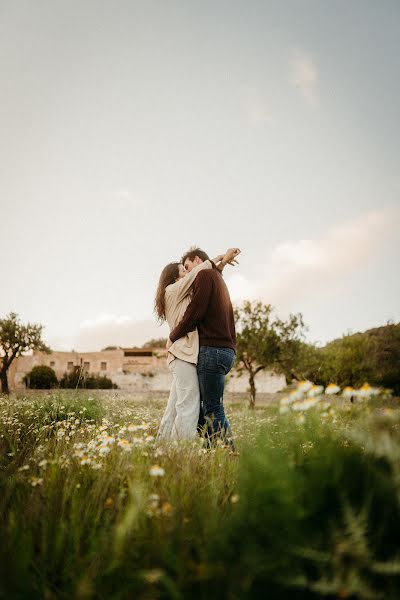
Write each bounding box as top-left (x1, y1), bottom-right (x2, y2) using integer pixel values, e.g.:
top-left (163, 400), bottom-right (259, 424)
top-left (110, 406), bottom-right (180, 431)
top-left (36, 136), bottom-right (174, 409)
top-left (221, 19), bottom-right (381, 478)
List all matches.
top-left (181, 247), bottom-right (210, 265)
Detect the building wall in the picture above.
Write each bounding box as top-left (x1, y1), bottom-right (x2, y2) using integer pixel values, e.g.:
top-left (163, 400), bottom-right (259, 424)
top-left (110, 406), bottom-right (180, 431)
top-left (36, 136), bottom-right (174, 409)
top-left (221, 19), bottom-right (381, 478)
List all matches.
top-left (8, 349), bottom-right (286, 394)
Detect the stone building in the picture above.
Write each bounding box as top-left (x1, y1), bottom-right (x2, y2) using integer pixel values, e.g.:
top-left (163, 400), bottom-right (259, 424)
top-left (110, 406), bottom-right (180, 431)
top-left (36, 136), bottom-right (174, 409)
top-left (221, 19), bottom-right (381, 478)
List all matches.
top-left (7, 347), bottom-right (286, 394)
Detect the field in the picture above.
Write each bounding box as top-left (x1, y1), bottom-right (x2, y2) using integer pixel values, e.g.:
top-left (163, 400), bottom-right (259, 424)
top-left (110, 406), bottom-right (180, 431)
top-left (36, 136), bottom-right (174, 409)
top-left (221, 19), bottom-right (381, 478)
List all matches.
top-left (1, 388), bottom-right (400, 599)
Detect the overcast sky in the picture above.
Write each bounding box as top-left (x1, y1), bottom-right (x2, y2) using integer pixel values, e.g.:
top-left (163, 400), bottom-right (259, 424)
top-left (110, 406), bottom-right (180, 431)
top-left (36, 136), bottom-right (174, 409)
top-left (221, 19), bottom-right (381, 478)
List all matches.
top-left (1, 0), bottom-right (399, 351)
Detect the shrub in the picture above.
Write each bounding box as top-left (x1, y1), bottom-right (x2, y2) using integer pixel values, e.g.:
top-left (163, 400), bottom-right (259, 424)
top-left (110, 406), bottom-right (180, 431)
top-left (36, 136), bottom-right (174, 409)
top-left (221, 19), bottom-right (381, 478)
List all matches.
top-left (23, 365), bottom-right (58, 389)
top-left (59, 367), bottom-right (117, 389)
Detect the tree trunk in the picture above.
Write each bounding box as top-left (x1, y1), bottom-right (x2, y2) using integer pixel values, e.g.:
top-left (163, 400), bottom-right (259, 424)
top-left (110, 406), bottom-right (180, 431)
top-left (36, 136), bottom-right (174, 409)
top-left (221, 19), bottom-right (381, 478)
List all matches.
top-left (0, 368), bottom-right (9, 394)
top-left (249, 373), bottom-right (256, 409)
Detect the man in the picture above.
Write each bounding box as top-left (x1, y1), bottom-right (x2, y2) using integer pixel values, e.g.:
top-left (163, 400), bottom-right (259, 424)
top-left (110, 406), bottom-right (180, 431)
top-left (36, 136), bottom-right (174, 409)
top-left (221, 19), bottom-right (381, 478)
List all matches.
top-left (168, 246), bottom-right (240, 448)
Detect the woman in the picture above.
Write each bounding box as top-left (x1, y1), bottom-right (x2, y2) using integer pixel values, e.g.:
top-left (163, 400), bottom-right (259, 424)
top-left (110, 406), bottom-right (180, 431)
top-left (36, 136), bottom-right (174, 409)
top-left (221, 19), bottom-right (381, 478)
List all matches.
top-left (154, 250), bottom-right (234, 440)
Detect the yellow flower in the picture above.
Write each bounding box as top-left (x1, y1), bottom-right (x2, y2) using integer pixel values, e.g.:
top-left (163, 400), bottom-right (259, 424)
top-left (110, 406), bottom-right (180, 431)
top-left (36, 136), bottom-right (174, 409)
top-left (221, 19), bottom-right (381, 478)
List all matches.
top-left (104, 497), bottom-right (114, 509)
top-left (117, 438), bottom-right (133, 452)
top-left (297, 380), bottom-right (313, 393)
top-left (161, 502), bottom-right (174, 516)
top-left (149, 465), bottom-right (165, 477)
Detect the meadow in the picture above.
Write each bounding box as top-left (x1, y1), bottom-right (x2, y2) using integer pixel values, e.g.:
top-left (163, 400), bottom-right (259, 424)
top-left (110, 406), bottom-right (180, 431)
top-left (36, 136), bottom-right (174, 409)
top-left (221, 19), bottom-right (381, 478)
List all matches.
top-left (1, 386), bottom-right (400, 600)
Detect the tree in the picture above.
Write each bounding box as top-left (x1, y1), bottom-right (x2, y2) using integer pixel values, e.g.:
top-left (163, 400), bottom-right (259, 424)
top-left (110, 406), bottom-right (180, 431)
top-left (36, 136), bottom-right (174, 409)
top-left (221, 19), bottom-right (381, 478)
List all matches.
top-left (368, 323), bottom-right (400, 394)
top-left (304, 323), bottom-right (400, 394)
top-left (24, 365), bottom-right (58, 389)
top-left (142, 338), bottom-right (168, 349)
top-left (101, 346), bottom-right (121, 351)
top-left (234, 301), bottom-right (306, 408)
top-left (0, 312), bottom-right (50, 394)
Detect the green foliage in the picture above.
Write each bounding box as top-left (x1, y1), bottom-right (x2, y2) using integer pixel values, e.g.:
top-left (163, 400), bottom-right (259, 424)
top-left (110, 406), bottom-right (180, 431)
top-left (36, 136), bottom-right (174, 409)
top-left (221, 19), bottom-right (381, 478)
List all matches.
top-left (142, 338), bottom-right (168, 349)
top-left (0, 312), bottom-right (50, 393)
top-left (2, 393), bottom-right (400, 599)
top-left (59, 366), bottom-right (117, 389)
top-left (234, 301), bottom-right (306, 406)
top-left (23, 365), bottom-right (58, 389)
top-left (101, 346), bottom-right (121, 351)
top-left (319, 333), bottom-right (374, 387)
top-left (367, 323), bottom-right (400, 394)
top-left (300, 323), bottom-right (400, 394)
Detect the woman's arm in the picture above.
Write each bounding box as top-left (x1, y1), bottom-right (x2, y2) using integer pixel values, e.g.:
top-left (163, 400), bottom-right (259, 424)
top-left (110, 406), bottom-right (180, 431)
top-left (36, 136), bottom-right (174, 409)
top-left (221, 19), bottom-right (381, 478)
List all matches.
top-left (215, 248), bottom-right (241, 272)
top-left (167, 260), bottom-right (212, 304)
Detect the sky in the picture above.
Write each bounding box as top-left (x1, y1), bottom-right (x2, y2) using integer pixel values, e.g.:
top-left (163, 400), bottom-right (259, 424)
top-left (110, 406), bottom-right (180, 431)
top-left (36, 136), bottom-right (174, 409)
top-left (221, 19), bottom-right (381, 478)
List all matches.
top-left (1, 0), bottom-right (399, 351)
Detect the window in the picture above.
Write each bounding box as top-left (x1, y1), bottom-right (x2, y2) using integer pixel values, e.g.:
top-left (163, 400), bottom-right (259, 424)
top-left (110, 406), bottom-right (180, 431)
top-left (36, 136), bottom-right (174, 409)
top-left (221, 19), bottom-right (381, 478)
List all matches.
top-left (50, 361), bottom-right (55, 367)
top-left (101, 362), bottom-right (107, 371)
top-left (124, 350), bottom-right (152, 357)
top-left (83, 362), bottom-right (90, 372)
top-left (67, 362), bottom-right (74, 371)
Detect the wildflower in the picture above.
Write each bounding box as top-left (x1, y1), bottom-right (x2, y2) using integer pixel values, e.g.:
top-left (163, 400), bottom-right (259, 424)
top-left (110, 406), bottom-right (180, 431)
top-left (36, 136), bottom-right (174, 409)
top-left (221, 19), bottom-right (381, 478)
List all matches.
top-left (101, 434), bottom-right (115, 445)
top-left (143, 569), bottom-right (164, 584)
top-left (98, 446), bottom-right (111, 455)
top-left (359, 383), bottom-right (380, 398)
top-left (148, 493), bottom-right (160, 506)
top-left (149, 465), bottom-right (165, 477)
top-left (161, 502), bottom-right (174, 516)
top-left (38, 459), bottom-right (48, 469)
top-left (319, 401), bottom-right (331, 410)
top-left (279, 406), bottom-right (290, 414)
top-left (297, 380), bottom-right (313, 393)
top-left (18, 464), bottom-right (30, 471)
top-left (118, 438), bottom-right (133, 452)
top-left (292, 398), bottom-right (319, 412)
top-left (31, 476), bottom-right (44, 487)
top-left (325, 384), bottom-right (340, 395)
top-left (342, 386), bottom-right (354, 398)
top-left (280, 396), bottom-right (294, 406)
top-left (230, 494), bottom-right (240, 504)
top-left (104, 497), bottom-right (114, 509)
top-left (289, 390), bottom-right (304, 402)
top-left (307, 385), bottom-right (324, 397)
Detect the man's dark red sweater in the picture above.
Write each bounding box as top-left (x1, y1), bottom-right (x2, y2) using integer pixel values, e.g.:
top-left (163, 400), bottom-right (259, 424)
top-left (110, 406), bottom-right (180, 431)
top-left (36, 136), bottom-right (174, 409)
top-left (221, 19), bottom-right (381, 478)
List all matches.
top-left (169, 263), bottom-right (236, 351)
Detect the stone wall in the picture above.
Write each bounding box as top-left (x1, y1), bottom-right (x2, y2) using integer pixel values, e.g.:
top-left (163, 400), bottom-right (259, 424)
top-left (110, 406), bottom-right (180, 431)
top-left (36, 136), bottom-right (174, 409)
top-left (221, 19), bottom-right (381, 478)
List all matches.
top-left (7, 348), bottom-right (286, 395)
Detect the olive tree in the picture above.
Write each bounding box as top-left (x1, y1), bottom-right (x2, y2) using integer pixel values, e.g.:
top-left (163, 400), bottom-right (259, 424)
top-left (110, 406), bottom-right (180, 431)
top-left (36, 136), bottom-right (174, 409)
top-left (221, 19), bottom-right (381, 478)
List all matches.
top-left (0, 312), bottom-right (50, 393)
top-left (234, 301), bottom-right (306, 408)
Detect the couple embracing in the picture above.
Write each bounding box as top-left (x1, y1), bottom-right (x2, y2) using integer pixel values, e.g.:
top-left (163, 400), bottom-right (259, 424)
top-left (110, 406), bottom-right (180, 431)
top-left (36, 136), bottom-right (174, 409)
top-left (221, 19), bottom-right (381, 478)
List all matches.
top-left (154, 246), bottom-right (240, 450)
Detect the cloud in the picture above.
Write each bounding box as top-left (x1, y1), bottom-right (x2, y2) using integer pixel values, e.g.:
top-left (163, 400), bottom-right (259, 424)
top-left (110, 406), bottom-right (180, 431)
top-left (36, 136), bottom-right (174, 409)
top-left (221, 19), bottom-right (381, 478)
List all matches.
top-left (247, 87), bottom-right (274, 126)
top-left (226, 208), bottom-right (398, 308)
top-left (72, 314), bottom-right (169, 351)
top-left (290, 49), bottom-right (318, 105)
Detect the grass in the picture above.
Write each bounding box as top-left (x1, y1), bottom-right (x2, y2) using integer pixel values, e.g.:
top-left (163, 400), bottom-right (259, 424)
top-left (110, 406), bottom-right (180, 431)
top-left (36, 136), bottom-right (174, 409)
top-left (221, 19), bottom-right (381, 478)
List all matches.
top-left (1, 390), bottom-right (400, 599)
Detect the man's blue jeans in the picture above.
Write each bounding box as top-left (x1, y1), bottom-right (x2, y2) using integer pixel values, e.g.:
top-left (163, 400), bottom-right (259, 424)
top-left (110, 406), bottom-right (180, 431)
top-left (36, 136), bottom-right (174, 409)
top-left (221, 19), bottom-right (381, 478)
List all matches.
top-left (197, 346), bottom-right (236, 448)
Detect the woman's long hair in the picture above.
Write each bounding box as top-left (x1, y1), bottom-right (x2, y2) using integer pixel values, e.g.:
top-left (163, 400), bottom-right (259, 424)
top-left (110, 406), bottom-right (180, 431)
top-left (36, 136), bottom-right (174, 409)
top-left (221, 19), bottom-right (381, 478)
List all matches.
top-left (154, 262), bottom-right (180, 322)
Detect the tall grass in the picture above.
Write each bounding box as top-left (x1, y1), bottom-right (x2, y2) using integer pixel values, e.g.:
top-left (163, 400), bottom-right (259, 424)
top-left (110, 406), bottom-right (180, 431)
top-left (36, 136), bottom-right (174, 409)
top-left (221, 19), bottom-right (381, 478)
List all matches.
top-left (1, 391), bottom-right (400, 599)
